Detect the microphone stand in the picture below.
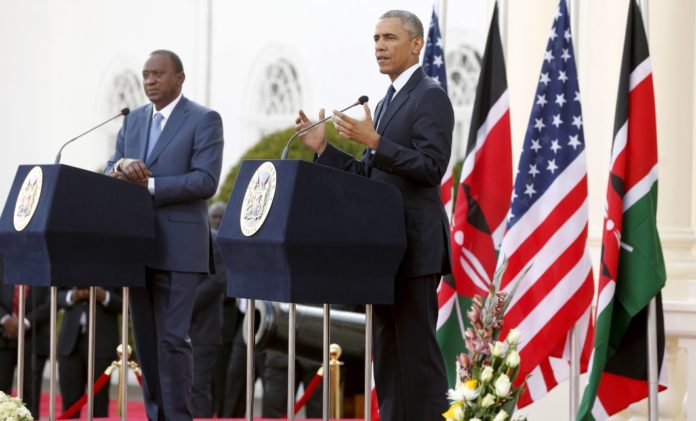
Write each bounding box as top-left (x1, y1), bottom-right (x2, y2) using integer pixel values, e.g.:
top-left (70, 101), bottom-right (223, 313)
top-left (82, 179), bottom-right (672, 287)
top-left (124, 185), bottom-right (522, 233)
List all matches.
top-left (280, 97), bottom-right (367, 160)
top-left (54, 109), bottom-right (129, 164)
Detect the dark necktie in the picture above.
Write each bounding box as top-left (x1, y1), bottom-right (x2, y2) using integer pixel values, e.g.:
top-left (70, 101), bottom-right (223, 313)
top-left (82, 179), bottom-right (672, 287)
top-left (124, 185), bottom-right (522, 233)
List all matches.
top-left (376, 85), bottom-right (395, 130)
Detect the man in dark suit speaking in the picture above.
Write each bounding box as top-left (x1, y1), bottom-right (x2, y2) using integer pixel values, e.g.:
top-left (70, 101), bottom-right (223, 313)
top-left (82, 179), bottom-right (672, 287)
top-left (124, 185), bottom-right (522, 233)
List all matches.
top-left (105, 50), bottom-right (224, 421)
top-left (295, 10), bottom-right (453, 421)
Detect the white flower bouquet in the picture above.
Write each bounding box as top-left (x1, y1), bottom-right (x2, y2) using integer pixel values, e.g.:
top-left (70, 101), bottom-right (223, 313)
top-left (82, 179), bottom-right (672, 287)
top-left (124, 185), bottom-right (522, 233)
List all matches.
top-left (0, 391), bottom-right (33, 421)
top-left (443, 261), bottom-right (527, 421)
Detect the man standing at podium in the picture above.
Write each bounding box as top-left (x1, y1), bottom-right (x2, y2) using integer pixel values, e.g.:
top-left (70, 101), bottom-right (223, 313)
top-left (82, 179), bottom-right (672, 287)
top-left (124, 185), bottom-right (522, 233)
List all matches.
top-left (106, 49), bottom-right (224, 421)
top-left (295, 10), bottom-right (453, 421)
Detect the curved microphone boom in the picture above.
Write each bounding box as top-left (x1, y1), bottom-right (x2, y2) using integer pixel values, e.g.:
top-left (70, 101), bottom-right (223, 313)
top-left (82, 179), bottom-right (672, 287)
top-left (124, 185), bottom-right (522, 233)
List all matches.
top-left (54, 108), bottom-right (130, 164)
top-left (280, 96), bottom-right (368, 160)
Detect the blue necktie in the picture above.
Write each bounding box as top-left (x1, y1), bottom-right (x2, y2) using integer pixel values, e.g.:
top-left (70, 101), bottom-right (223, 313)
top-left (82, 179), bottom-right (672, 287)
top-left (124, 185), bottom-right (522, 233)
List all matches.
top-left (376, 85), bottom-right (395, 130)
top-left (146, 112), bottom-right (164, 160)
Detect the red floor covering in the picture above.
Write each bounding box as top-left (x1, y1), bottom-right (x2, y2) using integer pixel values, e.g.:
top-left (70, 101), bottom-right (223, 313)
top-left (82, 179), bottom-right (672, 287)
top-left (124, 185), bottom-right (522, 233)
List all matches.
top-left (38, 391), bottom-right (359, 420)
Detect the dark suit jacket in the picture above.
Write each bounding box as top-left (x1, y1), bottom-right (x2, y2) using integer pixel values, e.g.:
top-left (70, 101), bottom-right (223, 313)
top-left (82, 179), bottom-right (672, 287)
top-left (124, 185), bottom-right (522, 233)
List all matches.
top-left (57, 287), bottom-right (122, 360)
top-left (0, 278), bottom-right (50, 356)
top-left (317, 68), bottom-right (454, 278)
top-left (106, 96), bottom-right (224, 274)
top-left (190, 231), bottom-right (225, 346)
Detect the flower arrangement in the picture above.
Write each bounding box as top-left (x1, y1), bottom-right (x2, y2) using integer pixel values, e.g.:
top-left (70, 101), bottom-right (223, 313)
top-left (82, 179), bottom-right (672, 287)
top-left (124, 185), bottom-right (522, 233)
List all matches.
top-left (443, 261), bottom-right (527, 421)
top-left (0, 391), bottom-right (33, 421)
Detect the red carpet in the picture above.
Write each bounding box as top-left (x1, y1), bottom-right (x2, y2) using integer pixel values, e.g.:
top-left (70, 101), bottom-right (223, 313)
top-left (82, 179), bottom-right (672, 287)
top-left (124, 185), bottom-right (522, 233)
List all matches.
top-left (38, 391), bottom-right (359, 420)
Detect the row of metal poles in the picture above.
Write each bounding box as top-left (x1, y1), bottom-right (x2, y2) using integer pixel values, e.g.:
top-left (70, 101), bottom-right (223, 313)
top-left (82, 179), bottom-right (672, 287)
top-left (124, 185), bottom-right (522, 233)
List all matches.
top-left (15, 285), bottom-right (131, 421)
top-left (244, 300), bottom-right (374, 421)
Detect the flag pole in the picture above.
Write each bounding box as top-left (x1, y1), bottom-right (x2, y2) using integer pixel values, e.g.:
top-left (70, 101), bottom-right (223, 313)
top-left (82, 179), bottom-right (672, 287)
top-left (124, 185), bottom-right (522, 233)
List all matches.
top-left (647, 298), bottom-right (659, 420)
top-left (439, 0), bottom-right (448, 51)
top-left (497, 0), bottom-right (507, 57)
top-left (567, 1), bottom-right (580, 419)
top-left (637, 1), bottom-right (659, 419)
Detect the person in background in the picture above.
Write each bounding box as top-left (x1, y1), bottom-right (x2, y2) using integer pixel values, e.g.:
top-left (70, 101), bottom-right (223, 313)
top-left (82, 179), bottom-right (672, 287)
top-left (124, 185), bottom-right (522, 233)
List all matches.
top-left (57, 286), bottom-right (122, 418)
top-left (190, 202), bottom-right (226, 417)
top-left (0, 258), bottom-right (51, 419)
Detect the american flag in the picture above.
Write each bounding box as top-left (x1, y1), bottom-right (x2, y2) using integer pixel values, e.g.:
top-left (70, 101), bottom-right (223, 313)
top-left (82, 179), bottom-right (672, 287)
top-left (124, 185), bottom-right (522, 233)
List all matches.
top-left (422, 4), bottom-right (452, 217)
top-left (498, 0), bottom-right (594, 406)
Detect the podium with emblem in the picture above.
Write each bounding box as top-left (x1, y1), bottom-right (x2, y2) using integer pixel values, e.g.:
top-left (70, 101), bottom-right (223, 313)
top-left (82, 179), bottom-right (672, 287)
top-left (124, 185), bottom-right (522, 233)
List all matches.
top-left (217, 159), bottom-right (407, 420)
top-left (0, 164), bottom-right (155, 419)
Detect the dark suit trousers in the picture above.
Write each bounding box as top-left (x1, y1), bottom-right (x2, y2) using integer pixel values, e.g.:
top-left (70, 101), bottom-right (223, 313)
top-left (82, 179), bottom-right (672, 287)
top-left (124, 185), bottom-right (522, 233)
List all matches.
top-left (191, 342), bottom-right (218, 417)
top-left (58, 333), bottom-right (113, 418)
top-left (130, 270), bottom-right (201, 421)
top-left (372, 274), bottom-right (448, 421)
top-left (0, 347), bottom-right (47, 419)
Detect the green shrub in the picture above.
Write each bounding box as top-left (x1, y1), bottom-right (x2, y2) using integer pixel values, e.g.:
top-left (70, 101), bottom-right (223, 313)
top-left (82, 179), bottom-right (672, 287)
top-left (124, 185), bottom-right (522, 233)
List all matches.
top-left (215, 123), bottom-right (365, 203)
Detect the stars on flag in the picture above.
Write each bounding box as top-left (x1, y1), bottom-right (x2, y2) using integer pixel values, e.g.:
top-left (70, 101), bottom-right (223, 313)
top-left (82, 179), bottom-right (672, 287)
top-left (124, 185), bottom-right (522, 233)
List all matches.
top-left (422, 7), bottom-right (447, 92)
top-left (508, 2), bottom-right (586, 226)
top-left (540, 72), bottom-right (551, 85)
top-left (558, 70), bottom-right (568, 83)
top-left (561, 49), bottom-right (571, 62)
top-left (552, 114), bottom-right (563, 128)
top-left (544, 50), bottom-right (554, 63)
top-left (547, 159), bottom-right (559, 174)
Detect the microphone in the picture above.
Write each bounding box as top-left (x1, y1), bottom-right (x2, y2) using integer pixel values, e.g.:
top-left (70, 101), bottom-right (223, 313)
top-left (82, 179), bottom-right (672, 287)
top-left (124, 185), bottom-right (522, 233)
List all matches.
top-left (54, 108), bottom-right (130, 164)
top-left (280, 96), bottom-right (368, 160)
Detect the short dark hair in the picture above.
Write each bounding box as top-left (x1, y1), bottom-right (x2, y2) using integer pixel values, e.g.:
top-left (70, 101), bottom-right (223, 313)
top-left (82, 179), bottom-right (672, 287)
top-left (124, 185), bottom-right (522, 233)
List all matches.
top-left (150, 49), bottom-right (184, 73)
top-left (380, 10), bottom-right (424, 40)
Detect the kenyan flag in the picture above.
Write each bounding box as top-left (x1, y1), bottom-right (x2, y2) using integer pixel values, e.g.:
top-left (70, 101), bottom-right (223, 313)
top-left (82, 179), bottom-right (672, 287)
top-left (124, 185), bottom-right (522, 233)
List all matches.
top-left (576, 2), bottom-right (667, 419)
top-left (436, 2), bottom-right (511, 387)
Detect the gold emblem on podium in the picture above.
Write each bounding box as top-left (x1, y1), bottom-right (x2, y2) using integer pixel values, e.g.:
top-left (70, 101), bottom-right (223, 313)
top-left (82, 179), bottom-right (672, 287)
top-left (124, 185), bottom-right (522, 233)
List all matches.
top-left (13, 166), bottom-right (43, 231)
top-left (240, 162), bottom-right (277, 236)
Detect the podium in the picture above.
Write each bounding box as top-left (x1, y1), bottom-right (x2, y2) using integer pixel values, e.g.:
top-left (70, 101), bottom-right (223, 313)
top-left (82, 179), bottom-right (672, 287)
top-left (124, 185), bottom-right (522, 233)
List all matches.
top-left (0, 164), bottom-right (155, 420)
top-left (217, 159), bottom-right (407, 421)
top-left (0, 164), bottom-right (155, 287)
top-left (218, 159), bottom-right (407, 304)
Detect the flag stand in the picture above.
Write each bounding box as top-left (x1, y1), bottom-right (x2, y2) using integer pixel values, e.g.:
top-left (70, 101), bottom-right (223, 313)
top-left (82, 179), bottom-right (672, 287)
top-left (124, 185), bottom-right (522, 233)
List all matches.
top-left (638, 1), bottom-right (659, 419)
top-left (569, 327), bottom-right (579, 421)
top-left (647, 298), bottom-right (659, 420)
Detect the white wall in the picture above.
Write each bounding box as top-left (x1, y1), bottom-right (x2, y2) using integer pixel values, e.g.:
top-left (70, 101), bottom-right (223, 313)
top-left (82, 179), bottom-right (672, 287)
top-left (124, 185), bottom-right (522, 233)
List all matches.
top-left (1, 0), bottom-right (694, 418)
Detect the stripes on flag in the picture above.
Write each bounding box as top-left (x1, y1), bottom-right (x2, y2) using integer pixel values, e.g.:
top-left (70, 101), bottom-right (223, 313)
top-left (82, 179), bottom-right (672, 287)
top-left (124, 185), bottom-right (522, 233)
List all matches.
top-left (436, 1), bottom-right (512, 388)
top-left (422, 3), bottom-right (452, 217)
top-left (497, 0), bottom-right (594, 406)
top-left (577, 2), bottom-right (667, 419)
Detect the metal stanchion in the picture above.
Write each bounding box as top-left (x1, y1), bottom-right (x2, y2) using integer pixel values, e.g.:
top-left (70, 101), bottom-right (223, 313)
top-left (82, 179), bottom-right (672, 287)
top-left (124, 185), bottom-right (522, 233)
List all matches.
top-left (569, 326), bottom-right (579, 421)
top-left (364, 304), bottom-right (372, 421)
top-left (49, 285), bottom-right (57, 420)
top-left (246, 299), bottom-right (256, 421)
top-left (87, 287), bottom-right (97, 421)
top-left (322, 304), bottom-right (330, 421)
top-left (16, 285), bottom-right (26, 401)
top-left (287, 303), bottom-right (296, 421)
top-left (329, 344), bottom-right (343, 418)
top-left (647, 298), bottom-right (659, 420)
top-left (120, 287), bottom-right (129, 421)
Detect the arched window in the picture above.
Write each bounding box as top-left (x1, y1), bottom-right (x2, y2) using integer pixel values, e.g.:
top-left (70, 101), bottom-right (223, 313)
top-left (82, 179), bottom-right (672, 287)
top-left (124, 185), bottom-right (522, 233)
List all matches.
top-left (254, 58), bottom-right (303, 135)
top-left (447, 45), bottom-right (482, 161)
top-left (104, 70), bottom-right (146, 154)
top-left (109, 70), bottom-right (145, 113)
